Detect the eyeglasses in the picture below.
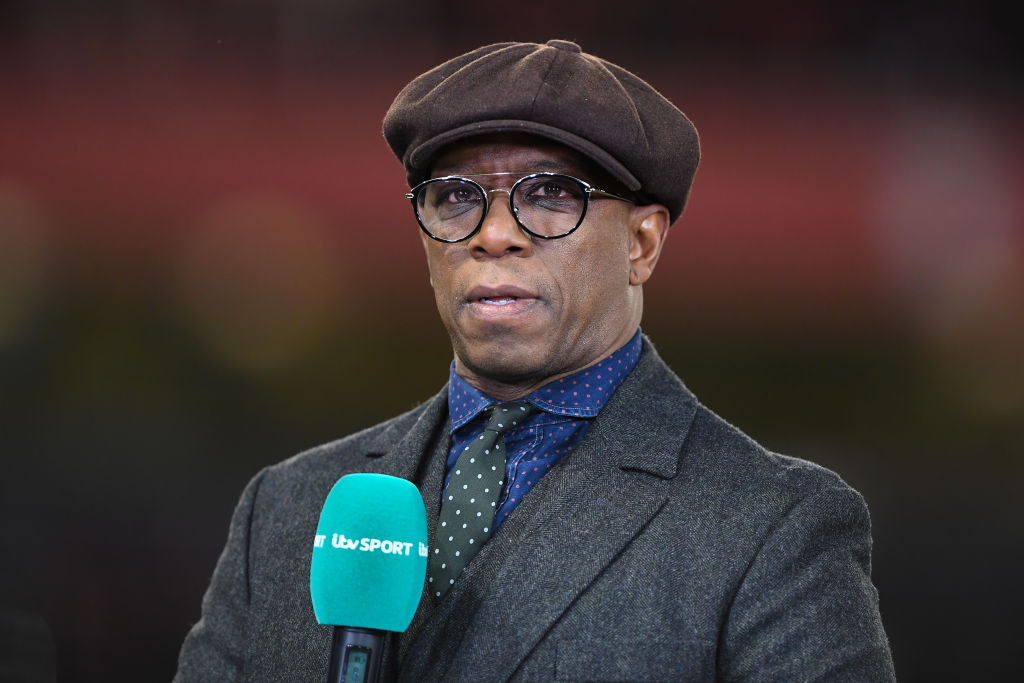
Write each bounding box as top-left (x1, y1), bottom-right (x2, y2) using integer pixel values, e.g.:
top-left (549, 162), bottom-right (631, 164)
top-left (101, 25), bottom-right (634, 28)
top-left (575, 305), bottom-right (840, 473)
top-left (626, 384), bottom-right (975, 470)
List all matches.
top-left (405, 172), bottom-right (632, 243)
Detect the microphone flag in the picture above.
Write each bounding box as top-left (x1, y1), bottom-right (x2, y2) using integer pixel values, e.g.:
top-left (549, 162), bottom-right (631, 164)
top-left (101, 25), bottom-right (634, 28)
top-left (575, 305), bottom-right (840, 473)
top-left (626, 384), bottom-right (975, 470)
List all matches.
top-left (310, 473), bottom-right (428, 632)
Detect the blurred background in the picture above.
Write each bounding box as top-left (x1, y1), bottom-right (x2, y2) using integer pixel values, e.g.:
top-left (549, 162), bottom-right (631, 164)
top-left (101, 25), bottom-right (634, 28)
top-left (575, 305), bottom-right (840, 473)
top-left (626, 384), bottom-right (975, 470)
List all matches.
top-left (0, 1), bottom-right (1021, 680)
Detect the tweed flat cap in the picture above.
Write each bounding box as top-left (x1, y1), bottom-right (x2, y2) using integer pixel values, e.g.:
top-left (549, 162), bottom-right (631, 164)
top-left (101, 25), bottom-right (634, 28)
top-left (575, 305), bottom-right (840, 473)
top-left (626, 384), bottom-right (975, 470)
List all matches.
top-left (383, 40), bottom-right (700, 223)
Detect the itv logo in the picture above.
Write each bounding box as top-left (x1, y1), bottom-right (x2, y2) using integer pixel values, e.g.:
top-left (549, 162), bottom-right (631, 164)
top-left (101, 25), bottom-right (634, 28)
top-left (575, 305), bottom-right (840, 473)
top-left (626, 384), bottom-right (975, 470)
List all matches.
top-left (313, 532), bottom-right (417, 556)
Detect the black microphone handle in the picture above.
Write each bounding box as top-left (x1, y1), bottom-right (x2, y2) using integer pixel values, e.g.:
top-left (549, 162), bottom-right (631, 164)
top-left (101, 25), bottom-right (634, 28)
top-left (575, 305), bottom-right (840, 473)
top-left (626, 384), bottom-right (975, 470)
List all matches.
top-left (326, 626), bottom-right (385, 683)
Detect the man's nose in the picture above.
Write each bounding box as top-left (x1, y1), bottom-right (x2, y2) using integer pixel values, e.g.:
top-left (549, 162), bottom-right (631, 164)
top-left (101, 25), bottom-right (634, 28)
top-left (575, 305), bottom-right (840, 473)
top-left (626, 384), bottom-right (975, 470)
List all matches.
top-left (466, 190), bottom-right (533, 257)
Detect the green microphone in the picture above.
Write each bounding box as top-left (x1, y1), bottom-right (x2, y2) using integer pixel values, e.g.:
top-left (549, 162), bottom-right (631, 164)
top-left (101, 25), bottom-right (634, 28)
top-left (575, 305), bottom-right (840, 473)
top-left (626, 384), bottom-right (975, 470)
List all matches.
top-left (311, 473), bottom-right (427, 683)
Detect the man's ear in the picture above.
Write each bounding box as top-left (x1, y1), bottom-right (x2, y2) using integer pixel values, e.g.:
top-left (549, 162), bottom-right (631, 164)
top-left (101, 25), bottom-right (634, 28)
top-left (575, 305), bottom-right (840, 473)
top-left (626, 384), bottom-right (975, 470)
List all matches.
top-left (627, 203), bottom-right (671, 286)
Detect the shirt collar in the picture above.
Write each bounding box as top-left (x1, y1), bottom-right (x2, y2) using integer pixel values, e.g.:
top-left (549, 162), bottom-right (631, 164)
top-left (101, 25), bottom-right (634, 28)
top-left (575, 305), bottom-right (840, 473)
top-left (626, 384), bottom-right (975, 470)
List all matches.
top-left (447, 328), bottom-right (643, 432)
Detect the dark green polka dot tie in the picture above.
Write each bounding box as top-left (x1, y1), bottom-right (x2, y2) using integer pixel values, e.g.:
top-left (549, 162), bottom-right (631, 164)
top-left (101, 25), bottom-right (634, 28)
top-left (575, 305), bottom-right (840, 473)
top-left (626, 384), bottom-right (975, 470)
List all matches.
top-left (429, 401), bottom-right (536, 598)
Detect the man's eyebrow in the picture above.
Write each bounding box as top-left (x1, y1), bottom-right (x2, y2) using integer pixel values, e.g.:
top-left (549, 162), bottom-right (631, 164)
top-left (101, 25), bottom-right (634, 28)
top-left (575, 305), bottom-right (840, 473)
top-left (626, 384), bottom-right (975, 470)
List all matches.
top-left (530, 159), bottom-right (573, 172)
top-left (435, 158), bottom-right (580, 176)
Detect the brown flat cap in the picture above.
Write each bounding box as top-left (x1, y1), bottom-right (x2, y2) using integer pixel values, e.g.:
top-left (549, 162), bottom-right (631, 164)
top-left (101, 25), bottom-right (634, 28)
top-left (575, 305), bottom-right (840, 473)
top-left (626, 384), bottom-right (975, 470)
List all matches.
top-left (383, 40), bottom-right (700, 223)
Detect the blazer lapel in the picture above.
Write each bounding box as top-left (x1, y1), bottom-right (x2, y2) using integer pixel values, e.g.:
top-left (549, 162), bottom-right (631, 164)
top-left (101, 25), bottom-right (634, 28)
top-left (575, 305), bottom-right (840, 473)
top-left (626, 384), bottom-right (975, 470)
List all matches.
top-left (357, 387), bottom-right (450, 482)
top-left (400, 340), bottom-right (698, 681)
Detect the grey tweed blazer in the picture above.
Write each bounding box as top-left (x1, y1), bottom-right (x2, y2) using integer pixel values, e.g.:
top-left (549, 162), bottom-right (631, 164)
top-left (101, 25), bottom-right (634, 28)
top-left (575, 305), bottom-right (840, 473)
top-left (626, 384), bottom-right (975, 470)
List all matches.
top-left (175, 339), bottom-right (895, 682)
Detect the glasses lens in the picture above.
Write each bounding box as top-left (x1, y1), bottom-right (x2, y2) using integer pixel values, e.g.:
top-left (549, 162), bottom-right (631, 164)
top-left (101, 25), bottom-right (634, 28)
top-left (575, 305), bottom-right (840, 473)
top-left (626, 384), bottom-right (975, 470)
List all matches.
top-left (512, 174), bottom-right (587, 237)
top-left (414, 178), bottom-right (485, 241)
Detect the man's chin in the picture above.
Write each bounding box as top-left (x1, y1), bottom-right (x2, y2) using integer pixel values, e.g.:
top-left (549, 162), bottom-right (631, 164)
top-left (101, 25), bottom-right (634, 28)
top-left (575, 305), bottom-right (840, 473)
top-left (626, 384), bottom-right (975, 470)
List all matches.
top-left (453, 341), bottom-right (554, 389)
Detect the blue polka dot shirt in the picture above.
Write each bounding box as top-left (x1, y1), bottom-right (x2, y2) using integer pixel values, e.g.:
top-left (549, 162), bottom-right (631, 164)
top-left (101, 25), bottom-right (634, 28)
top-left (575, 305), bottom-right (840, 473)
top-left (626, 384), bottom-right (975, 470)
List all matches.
top-left (445, 328), bottom-right (642, 530)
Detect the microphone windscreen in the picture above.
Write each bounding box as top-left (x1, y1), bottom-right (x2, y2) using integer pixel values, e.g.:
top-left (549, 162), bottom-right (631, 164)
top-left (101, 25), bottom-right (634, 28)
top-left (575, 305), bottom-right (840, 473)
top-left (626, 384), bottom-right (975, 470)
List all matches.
top-left (310, 473), bottom-right (427, 631)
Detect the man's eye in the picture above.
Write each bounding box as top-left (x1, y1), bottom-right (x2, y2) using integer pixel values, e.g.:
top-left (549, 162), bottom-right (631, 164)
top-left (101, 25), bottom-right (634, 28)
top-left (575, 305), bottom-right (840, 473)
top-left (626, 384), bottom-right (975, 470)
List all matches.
top-left (522, 178), bottom-right (582, 203)
top-left (445, 188), bottom-right (478, 203)
top-left (533, 182), bottom-right (569, 198)
top-left (425, 182), bottom-right (480, 209)
top-left (543, 183), bottom-right (569, 197)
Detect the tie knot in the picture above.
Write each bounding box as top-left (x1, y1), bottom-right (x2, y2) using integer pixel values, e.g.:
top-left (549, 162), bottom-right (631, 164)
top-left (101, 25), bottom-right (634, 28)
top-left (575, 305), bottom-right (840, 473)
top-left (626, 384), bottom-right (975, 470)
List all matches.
top-left (484, 402), bottom-right (536, 434)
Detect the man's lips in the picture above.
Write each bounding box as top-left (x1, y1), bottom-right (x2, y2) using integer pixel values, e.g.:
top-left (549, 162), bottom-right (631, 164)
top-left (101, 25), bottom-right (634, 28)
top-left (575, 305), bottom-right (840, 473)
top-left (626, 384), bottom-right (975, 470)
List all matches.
top-left (464, 285), bottom-right (538, 316)
top-left (465, 284), bottom-right (536, 304)
top-left (477, 296), bottom-right (520, 305)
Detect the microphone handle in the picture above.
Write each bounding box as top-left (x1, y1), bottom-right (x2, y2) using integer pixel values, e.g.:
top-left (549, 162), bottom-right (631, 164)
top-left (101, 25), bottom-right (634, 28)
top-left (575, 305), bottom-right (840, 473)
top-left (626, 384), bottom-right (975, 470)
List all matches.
top-left (326, 626), bottom-right (384, 683)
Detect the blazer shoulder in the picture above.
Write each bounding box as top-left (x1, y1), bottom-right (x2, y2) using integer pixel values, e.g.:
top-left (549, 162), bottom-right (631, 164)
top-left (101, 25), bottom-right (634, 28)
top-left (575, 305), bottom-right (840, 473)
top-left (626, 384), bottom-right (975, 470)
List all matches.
top-left (683, 401), bottom-right (861, 512)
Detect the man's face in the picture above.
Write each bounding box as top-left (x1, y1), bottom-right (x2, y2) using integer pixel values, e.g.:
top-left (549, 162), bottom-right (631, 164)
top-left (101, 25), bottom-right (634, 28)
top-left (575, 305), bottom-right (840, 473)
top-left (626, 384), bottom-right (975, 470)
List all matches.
top-left (419, 134), bottom-right (668, 399)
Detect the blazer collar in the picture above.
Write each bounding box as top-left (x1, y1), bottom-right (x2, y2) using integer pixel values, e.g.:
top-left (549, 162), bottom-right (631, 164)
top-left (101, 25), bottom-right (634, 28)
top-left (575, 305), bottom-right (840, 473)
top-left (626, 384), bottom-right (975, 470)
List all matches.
top-left (586, 335), bottom-right (696, 479)
top-left (360, 386), bottom-right (450, 481)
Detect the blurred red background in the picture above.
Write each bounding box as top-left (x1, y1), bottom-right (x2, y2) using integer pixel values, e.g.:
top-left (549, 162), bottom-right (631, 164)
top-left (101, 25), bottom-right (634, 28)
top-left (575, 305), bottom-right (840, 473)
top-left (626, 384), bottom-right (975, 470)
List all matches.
top-left (1, 2), bottom-right (1021, 680)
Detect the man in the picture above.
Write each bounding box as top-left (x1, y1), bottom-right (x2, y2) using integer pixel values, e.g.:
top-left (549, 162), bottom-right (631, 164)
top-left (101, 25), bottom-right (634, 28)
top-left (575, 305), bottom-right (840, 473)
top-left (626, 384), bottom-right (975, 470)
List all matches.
top-left (176, 40), bottom-right (895, 681)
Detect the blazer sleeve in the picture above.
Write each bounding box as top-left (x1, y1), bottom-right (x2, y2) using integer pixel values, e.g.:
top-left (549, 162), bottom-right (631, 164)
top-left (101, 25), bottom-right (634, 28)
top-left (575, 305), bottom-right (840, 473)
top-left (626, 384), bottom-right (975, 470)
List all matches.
top-left (174, 470), bottom-right (266, 682)
top-left (719, 485), bottom-right (897, 682)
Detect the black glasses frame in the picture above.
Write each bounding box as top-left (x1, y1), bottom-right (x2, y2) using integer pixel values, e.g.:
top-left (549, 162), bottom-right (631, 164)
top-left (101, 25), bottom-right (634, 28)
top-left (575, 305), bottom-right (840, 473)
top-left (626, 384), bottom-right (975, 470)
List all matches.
top-left (405, 171), bottom-right (632, 244)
